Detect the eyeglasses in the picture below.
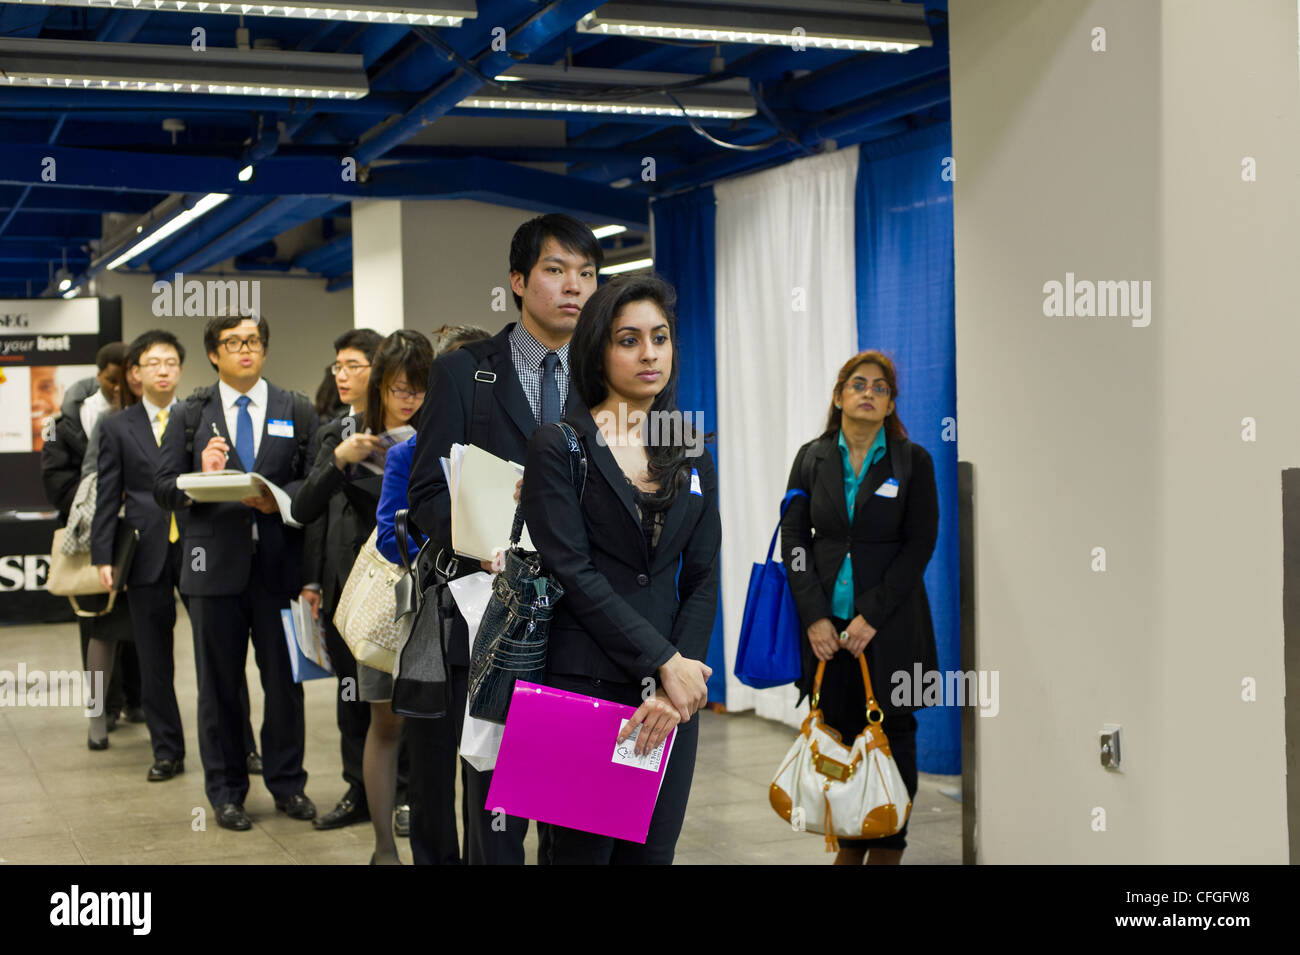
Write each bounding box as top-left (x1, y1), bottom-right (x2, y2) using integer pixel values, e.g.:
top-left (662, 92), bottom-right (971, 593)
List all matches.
top-left (331, 361), bottom-right (370, 377)
top-left (219, 336), bottom-right (265, 354)
top-left (139, 359), bottom-right (181, 371)
top-left (845, 379), bottom-right (890, 397)
top-left (388, 385), bottom-right (425, 402)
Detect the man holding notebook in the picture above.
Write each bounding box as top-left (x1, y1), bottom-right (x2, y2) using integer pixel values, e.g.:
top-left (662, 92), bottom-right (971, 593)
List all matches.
top-left (154, 313), bottom-right (319, 831)
top-left (406, 214), bottom-right (603, 864)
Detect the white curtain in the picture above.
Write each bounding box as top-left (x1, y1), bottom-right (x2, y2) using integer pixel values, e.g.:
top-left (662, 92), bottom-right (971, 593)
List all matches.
top-left (714, 147), bottom-right (860, 726)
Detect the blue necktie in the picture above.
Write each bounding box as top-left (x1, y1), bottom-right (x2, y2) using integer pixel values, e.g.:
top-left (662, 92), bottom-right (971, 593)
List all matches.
top-left (540, 351), bottom-right (561, 426)
top-left (234, 394), bottom-right (255, 471)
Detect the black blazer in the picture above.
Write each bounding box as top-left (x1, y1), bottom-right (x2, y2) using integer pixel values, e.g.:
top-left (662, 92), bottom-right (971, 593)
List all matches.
top-left (153, 380), bottom-right (317, 598)
top-left (780, 431), bottom-right (939, 712)
top-left (521, 397), bottom-right (721, 685)
top-left (407, 323), bottom-right (542, 667)
top-left (292, 414), bottom-right (381, 613)
top-left (91, 402), bottom-right (187, 585)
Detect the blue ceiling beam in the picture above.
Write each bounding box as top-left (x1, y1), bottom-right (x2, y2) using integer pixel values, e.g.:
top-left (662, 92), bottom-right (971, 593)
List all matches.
top-left (0, 116), bottom-right (65, 241)
top-left (294, 234), bottom-right (351, 272)
top-left (143, 196), bottom-right (275, 274)
top-left (354, 0), bottom-right (607, 165)
top-left (165, 196), bottom-right (345, 275)
top-left (0, 88), bottom-right (411, 116)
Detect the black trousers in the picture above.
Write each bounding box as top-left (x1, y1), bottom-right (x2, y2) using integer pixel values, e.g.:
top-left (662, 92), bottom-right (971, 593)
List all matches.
top-left (321, 616), bottom-right (408, 804)
top-left (820, 617), bottom-right (919, 851)
top-left (189, 574), bottom-right (307, 808)
top-left (127, 542), bottom-right (187, 761)
top-left (541, 673), bottom-right (699, 865)
top-left (405, 664), bottom-right (538, 865)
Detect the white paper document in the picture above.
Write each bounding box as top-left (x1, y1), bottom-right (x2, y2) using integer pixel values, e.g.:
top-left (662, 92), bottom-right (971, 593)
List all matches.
top-left (447, 443), bottom-right (531, 561)
top-left (612, 719), bottom-right (674, 774)
top-left (176, 470), bottom-right (302, 528)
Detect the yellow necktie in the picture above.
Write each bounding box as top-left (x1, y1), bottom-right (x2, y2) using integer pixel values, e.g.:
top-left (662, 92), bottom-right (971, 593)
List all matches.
top-left (156, 408), bottom-right (180, 543)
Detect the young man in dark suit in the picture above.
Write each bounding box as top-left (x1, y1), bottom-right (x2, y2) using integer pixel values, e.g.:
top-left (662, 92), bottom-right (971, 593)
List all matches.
top-left (154, 313), bottom-right (319, 831)
top-left (92, 330), bottom-right (193, 781)
top-left (406, 213), bottom-right (602, 864)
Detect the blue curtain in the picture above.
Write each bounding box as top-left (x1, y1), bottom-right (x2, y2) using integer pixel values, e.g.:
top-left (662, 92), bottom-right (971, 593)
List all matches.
top-left (650, 187), bottom-right (727, 704)
top-left (854, 122), bottom-right (960, 774)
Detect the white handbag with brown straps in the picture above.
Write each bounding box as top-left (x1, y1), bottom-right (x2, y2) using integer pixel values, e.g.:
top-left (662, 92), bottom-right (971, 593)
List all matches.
top-left (769, 655), bottom-right (911, 851)
top-left (333, 528), bottom-right (410, 674)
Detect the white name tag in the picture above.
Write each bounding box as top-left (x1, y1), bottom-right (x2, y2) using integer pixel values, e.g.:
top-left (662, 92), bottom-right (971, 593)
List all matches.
top-left (267, 419), bottom-right (294, 439)
top-left (874, 477), bottom-right (899, 498)
top-left (689, 468), bottom-right (702, 496)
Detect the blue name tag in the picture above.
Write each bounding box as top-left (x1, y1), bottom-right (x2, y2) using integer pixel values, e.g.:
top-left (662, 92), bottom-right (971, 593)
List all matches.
top-left (874, 477), bottom-right (900, 498)
top-left (267, 418), bottom-right (294, 438)
top-left (689, 468), bottom-right (702, 496)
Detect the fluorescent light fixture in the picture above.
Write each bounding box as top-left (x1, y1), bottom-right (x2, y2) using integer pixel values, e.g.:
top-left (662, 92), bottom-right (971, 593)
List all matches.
top-left (61, 287), bottom-right (80, 299)
top-left (106, 193), bottom-right (230, 270)
top-left (0, 37), bottom-right (370, 99)
top-left (591, 225), bottom-right (628, 239)
top-left (577, 1), bottom-right (932, 52)
top-left (601, 257), bottom-right (654, 276)
top-left (466, 65), bottom-right (756, 119)
top-left (0, 0), bottom-right (476, 27)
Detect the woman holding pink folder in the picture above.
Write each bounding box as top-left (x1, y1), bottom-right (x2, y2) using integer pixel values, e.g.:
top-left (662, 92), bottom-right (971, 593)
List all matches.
top-left (522, 274), bottom-right (719, 865)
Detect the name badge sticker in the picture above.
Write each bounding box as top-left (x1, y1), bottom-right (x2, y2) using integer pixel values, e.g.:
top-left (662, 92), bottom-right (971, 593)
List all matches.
top-left (267, 419), bottom-right (294, 439)
top-left (689, 468), bottom-right (702, 496)
top-left (874, 477), bottom-right (900, 498)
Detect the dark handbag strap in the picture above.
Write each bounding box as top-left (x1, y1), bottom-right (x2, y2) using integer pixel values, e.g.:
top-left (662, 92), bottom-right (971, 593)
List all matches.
top-left (466, 343), bottom-right (496, 451)
top-left (765, 488), bottom-right (808, 563)
top-left (810, 655), bottom-right (884, 727)
top-left (395, 508), bottom-right (419, 578)
top-left (507, 421), bottom-right (586, 547)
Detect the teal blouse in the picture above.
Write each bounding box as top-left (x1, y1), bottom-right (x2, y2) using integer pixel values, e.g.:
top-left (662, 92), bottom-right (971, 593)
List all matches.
top-left (830, 426), bottom-right (888, 620)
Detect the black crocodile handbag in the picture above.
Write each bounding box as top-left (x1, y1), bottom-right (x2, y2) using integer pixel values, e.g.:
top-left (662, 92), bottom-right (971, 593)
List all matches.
top-left (467, 422), bottom-right (585, 723)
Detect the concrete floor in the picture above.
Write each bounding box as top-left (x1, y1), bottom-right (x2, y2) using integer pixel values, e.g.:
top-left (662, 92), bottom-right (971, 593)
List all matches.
top-left (0, 609), bottom-right (961, 865)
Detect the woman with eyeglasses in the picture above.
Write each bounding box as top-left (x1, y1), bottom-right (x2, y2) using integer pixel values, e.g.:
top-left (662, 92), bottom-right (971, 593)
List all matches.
top-left (779, 350), bottom-right (940, 866)
top-left (292, 329), bottom-right (430, 860)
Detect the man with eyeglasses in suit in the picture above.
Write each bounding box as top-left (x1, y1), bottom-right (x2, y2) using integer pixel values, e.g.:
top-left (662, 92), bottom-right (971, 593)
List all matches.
top-left (154, 313), bottom-right (319, 831)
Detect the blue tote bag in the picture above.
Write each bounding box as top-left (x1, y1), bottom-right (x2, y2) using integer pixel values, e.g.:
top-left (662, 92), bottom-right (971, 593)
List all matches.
top-left (734, 489), bottom-right (807, 689)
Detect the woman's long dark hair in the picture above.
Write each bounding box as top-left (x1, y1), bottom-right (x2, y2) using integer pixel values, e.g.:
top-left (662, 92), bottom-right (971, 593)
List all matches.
top-left (570, 273), bottom-right (694, 509)
top-left (364, 329), bottom-right (433, 435)
top-left (820, 349), bottom-right (909, 441)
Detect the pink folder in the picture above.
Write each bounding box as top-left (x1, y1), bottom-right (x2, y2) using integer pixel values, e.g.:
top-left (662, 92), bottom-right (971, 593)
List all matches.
top-left (485, 681), bottom-right (675, 844)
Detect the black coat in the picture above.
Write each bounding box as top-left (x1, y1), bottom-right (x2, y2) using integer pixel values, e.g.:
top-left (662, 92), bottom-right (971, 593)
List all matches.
top-left (291, 414), bottom-right (382, 613)
top-left (521, 397), bottom-right (721, 685)
top-left (780, 431), bottom-right (939, 715)
top-left (407, 322), bottom-right (541, 667)
top-left (153, 381), bottom-right (317, 598)
top-left (91, 403), bottom-right (188, 585)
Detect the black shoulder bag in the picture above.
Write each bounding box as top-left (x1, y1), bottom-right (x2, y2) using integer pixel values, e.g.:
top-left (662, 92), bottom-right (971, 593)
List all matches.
top-left (467, 421), bottom-right (587, 724)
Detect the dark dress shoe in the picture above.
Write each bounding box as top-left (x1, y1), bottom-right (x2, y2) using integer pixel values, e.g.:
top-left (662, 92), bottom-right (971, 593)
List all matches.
top-left (125, 706), bottom-right (147, 724)
top-left (147, 758), bottom-right (184, 782)
top-left (106, 710), bottom-right (119, 733)
top-left (393, 804), bottom-right (410, 838)
top-left (216, 803), bottom-right (252, 831)
top-left (275, 793), bottom-right (317, 821)
top-left (312, 792), bottom-right (369, 830)
top-left (246, 751), bottom-right (263, 775)
top-left (87, 734), bottom-right (109, 751)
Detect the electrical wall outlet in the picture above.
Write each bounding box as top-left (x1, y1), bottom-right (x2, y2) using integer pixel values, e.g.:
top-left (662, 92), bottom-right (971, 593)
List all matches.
top-left (1099, 723), bottom-right (1122, 771)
